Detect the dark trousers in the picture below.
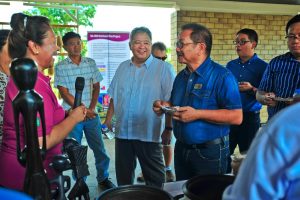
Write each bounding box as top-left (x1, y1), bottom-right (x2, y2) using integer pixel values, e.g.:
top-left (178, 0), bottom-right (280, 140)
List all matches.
top-left (227, 111), bottom-right (260, 173)
top-left (115, 138), bottom-right (165, 188)
top-left (174, 138), bottom-right (229, 181)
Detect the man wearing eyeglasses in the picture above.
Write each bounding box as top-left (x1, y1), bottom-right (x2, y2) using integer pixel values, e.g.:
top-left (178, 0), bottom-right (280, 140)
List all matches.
top-left (226, 28), bottom-right (268, 173)
top-left (153, 23), bottom-right (242, 181)
top-left (223, 15), bottom-right (300, 200)
top-left (152, 42), bottom-right (168, 61)
top-left (103, 27), bottom-right (175, 188)
top-left (256, 14), bottom-right (300, 120)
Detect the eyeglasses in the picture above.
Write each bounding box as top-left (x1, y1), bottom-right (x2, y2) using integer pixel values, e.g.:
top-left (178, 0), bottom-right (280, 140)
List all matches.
top-left (285, 34), bottom-right (300, 40)
top-left (233, 40), bottom-right (251, 46)
top-left (176, 41), bottom-right (200, 49)
top-left (154, 56), bottom-right (167, 61)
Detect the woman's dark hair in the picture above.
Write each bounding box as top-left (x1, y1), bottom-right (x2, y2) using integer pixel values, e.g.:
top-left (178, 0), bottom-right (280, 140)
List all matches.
top-left (8, 13), bottom-right (51, 59)
top-left (0, 29), bottom-right (10, 52)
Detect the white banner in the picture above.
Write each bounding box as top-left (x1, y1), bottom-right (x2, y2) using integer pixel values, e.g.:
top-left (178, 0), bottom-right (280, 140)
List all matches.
top-left (87, 31), bottom-right (130, 95)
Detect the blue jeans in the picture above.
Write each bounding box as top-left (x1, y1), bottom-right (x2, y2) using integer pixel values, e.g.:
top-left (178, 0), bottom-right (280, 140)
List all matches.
top-left (174, 138), bottom-right (229, 181)
top-left (69, 115), bottom-right (110, 183)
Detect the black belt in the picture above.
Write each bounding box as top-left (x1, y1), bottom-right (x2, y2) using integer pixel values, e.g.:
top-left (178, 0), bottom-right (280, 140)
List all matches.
top-left (244, 111), bottom-right (260, 115)
top-left (179, 136), bottom-right (228, 149)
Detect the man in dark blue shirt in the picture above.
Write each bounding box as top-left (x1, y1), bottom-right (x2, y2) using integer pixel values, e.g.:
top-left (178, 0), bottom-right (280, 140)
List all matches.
top-left (153, 23), bottom-right (242, 181)
top-left (257, 14), bottom-right (300, 119)
top-left (226, 29), bottom-right (268, 173)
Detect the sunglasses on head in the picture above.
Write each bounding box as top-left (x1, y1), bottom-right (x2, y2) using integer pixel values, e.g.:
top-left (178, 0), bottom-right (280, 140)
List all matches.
top-left (154, 56), bottom-right (167, 61)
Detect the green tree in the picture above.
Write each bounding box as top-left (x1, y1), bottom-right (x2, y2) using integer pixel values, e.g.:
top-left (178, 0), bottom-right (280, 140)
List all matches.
top-left (24, 3), bottom-right (96, 56)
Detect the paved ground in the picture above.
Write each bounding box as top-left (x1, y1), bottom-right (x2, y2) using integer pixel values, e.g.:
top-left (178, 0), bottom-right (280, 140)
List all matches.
top-left (65, 136), bottom-right (147, 199)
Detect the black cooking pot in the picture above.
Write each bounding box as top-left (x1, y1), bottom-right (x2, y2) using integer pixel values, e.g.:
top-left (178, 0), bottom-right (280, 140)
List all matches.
top-left (97, 185), bottom-right (174, 200)
top-left (182, 175), bottom-right (234, 200)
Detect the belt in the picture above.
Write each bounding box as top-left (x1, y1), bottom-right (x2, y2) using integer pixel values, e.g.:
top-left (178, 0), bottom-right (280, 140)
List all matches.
top-left (244, 111), bottom-right (260, 115)
top-left (179, 136), bottom-right (228, 149)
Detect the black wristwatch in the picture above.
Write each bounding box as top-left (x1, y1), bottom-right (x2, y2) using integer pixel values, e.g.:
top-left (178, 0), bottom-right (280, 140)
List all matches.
top-left (165, 126), bottom-right (173, 131)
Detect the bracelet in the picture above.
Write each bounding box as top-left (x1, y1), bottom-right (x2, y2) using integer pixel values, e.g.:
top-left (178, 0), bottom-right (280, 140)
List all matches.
top-left (165, 126), bottom-right (173, 131)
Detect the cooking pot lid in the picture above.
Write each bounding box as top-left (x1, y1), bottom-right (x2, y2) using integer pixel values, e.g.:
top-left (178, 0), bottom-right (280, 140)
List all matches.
top-left (182, 174), bottom-right (235, 200)
top-left (97, 185), bottom-right (174, 200)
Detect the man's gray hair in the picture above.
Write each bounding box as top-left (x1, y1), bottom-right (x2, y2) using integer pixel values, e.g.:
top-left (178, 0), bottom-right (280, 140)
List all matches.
top-left (129, 26), bottom-right (152, 44)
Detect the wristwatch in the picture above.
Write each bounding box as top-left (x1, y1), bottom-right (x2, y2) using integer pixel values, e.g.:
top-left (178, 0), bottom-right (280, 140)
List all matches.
top-left (165, 126), bottom-right (173, 131)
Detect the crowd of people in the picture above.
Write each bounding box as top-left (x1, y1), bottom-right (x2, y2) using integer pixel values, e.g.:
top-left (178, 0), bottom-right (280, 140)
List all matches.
top-left (223, 14), bottom-right (300, 199)
top-left (0, 10), bottom-right (299, 200)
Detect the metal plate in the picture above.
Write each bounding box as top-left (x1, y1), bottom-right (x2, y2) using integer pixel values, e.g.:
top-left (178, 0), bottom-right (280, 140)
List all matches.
top-left (273, 97), bottom-right (293, 102)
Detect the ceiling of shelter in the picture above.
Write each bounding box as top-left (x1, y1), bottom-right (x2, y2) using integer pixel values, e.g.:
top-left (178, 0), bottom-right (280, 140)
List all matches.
top-left (2, 0), bottom-right (300, 15)
top-left (223, 0), bottom-right (300, 4)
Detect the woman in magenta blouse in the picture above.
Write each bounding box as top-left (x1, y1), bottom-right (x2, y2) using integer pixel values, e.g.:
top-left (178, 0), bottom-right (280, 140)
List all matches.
top-left (0, 13), bottom-right (86, 190)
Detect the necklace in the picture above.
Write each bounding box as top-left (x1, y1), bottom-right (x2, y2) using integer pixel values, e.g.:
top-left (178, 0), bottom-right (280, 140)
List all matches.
top-left (0, 64), bottom-right (10, 76)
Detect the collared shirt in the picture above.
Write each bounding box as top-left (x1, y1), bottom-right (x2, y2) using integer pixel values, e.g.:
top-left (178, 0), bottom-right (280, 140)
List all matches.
top-left (227, 53), bottom-right (268, 112)
top-left (0, 72), bottom-right (65, 190)
top-left (170, 57), bottom-right (242, 144)
top-left (223, 103), bottom-right (300, 200)
top-left (259, 52), bottom-right (300, 119)
top-left (108, 55), bottom-right (175, 142)
top-left (54, 57), bottom-right (103, 110)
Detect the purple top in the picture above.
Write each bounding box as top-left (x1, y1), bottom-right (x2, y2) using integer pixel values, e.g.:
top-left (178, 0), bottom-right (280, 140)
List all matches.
top-left (0, 72), bottom-right (65, 190)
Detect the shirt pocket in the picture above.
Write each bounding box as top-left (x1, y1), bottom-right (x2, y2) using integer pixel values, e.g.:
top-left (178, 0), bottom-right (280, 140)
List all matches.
top-left (191, 89), bottom-right (216, 109)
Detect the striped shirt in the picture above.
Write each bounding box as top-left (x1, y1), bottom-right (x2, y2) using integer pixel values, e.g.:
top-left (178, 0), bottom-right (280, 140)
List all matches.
top-left (259, 52), bottom-right (300, 119)
top-left (54, 57), bottom-right (103, 110)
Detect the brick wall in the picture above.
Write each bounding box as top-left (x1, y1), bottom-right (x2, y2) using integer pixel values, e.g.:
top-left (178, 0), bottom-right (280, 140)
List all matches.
top-left (171, 10), bottom-right (291, 72)
top-left (170, 10), bottom-right (292, 122)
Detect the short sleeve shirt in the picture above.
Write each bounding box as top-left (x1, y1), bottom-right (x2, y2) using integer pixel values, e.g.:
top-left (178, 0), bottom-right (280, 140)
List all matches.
top-left (171, 57), bottom-right (242, 144)
top-left (54, 57), bottom-right (103, 110)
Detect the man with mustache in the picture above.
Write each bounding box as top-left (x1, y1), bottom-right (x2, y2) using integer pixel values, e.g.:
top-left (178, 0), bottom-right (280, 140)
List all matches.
top-left (226, 28), bottom-right (267, 173)
top-left (256, 14), bottom-right (300, 120)
top-left (153, 23), bottom-right (242, 180)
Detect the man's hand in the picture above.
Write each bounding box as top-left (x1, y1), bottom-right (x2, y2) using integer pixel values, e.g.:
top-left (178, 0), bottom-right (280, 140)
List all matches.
top-left (238, 81), bottom-right (254, 92)
top-left (263, 92), bottom-right (277, 107)
top-left (173, 106), bottom-right (198, 122)
top-left (85, 108), bottom-right (97, 120)
top-left (103, 120), bottom-right (112, 131)
top-left (161, 129), bottom-right (172, 145)
top-left (152, 100), bottom-right (171, 116)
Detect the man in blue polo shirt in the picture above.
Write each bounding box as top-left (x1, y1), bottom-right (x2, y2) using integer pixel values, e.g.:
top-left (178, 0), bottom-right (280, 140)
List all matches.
top-left (256, 14), bottom-right (300, 119)
top-left (226, 28), bottom-right (267, 173)
top-left (153, 23), bottom-right (242, 181)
